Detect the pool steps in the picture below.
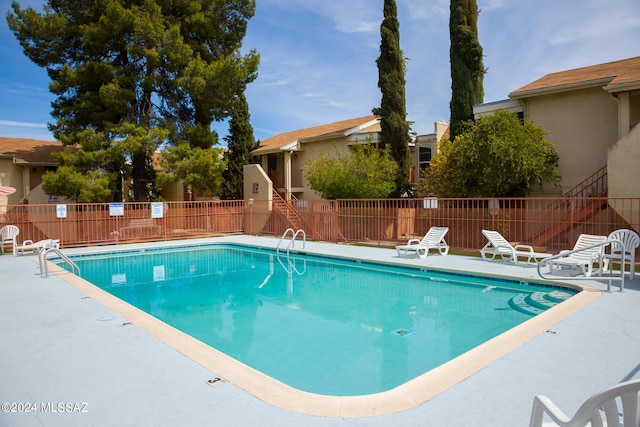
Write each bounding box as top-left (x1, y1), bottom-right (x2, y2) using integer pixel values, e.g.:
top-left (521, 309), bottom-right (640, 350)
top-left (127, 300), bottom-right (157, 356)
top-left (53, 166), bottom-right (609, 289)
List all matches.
top-left (508, 290), bottom-right (574, 316)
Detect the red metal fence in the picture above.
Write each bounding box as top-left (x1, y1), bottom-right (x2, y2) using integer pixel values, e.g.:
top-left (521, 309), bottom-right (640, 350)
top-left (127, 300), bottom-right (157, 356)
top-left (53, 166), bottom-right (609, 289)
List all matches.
top-left (0, 200), bottom-right (244, 249)
top-left (1, 197), bottom-right (639, 257)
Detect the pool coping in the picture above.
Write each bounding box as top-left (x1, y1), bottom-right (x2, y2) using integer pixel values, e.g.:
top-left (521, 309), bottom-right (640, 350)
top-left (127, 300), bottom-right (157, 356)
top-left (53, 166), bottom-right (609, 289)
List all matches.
top-left (44, 237), bottom-right (601, 417)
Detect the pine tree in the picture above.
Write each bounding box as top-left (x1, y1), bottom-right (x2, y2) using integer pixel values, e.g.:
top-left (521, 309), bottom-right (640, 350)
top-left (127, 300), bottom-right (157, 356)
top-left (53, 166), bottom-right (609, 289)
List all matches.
top-left (373, 0), bottom-right (411, 197)
top-left (221, 93), bottom-right (259, 200)
top-left (449, 0), bottom-right (485, 141)
top-left (7, 0), bottom-right (258, 201)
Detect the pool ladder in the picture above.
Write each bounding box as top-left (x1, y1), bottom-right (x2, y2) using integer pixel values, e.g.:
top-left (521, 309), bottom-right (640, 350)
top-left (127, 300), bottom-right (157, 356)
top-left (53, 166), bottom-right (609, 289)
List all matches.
top-left (276, 228), bottom-right (306, 275)
top-left (277, 228), bottom-right (306, 254)
top-left (39, 246), bottom-right (81, 278)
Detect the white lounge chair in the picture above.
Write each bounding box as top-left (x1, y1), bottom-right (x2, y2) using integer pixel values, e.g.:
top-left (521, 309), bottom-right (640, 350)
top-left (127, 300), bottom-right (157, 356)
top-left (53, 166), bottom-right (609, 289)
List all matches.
top-left (396, 226), bottom-right (449, 258)
top-left (17, 238), bottom-right (60, 255)
top-left (601, 229), bottom-right (640, 280)
top-left (0, 225), bottom-right (19, 256)
top-left (480, 230), bottom-right (551, 266)
top-left (529, 378), bottom-right (640, 427)
top-left (548, 234), bottom-right (607, 277)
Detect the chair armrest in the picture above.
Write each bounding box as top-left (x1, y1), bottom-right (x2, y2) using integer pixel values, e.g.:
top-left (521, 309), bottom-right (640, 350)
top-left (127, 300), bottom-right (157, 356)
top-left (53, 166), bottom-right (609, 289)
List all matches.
top-left (22, 240), bottom-right (34, 246)
top-left (529, 395), bottom-right (572, 427)
top-left (407, 239), bottom-right (420, 245)
top-left (514, 244), bottom-right (534, 253)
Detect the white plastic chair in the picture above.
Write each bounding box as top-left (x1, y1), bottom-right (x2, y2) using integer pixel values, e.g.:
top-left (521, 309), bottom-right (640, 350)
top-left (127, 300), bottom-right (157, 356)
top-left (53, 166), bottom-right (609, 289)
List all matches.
top-left (0, 225), bottom-right (19, 256)
top-left (548, 234), bottom-right (607, 277)
top-left (601, 229), bottom-right (640, 280)
top-left (396, 226), bottom-right (449, 258)
top-left (529, 378), bottom-right (640, 427)
top-left (480, 229), bottom-right (551, 266)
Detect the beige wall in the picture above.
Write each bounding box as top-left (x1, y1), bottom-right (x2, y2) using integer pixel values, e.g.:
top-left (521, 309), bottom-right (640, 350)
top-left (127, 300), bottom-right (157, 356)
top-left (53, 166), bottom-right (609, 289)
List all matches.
top-left (522, 87), bottom-right (618, 194)
top-left (608, 124), bottom-right (640, 199)
top-left (0, 159), bottom-right (68, 206)
top-left (607, 123), bottom-right (640, 233)
top-left (28, 184), bottom-right (53, 204)
top-left (0, 158), bottom-right (24, 205)
top-left (243, 164), bottom-right (272, 233)
top-left (631, 92), bottom-right (640, 130)
top-left (295, 137), bottom-right (352, 200)
top-left (159, 180), bottom-right (185, 202)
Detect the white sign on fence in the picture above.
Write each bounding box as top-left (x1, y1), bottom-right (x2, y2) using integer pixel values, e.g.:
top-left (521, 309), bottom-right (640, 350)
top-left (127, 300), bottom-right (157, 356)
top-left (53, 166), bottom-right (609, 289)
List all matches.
top-left (56, 204), bottom-right (67, 219)
top-left (423, 198), bottom-right (438, 209)
top-left (109, 203), bottom-right (125, 217)
top-left (151, 202), bottom-right (164, 219)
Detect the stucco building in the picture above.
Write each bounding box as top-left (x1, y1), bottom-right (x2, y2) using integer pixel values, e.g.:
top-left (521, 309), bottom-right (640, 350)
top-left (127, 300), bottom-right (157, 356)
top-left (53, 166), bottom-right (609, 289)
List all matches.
top-left (474, 56), bottom-right (640, 198)
top-left (0, 138), bottom-right (65, 206)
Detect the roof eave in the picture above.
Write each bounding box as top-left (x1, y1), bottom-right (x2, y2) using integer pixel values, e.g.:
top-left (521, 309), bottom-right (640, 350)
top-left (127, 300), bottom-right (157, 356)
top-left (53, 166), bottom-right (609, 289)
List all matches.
top-left (603, 81), bottom-right (640, 93)
top-left (343, 118), bottom-right (380, 136)
top-left (509, 77), bottom-right (614, 99)
top-left (280, 141), bottom-right (300, 151)
top-left (252, 140), bottom-right (300, 155)
top-left (14, 160), bottom-right (58, 166)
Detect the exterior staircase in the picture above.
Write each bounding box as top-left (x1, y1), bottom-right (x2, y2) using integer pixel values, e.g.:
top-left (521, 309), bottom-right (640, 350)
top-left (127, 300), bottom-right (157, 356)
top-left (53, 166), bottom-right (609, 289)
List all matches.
top-left (533, 165), bottom-right (608, 247)
top-left (271, 189), bottom-right (344, 242)
top-left (272, 189), bottom-right (306, 232)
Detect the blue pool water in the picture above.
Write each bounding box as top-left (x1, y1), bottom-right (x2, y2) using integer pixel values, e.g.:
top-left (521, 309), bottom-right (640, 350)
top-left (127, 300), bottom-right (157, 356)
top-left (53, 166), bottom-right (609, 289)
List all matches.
top-left (59, 244), bottom-right (576, 396)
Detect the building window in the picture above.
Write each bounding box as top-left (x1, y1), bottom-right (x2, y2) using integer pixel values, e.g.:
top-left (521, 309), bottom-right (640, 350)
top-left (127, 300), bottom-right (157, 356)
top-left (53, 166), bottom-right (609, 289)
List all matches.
top-left (419, 146), bottom-right (432, 171)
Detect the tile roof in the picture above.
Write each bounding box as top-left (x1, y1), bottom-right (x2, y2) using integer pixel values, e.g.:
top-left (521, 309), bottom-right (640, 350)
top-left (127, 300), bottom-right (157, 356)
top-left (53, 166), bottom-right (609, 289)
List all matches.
top-left (0, 137), bottom-right (64, 165)
top-left (253, 115), bottom-right (379, 154)
top-left (510, 56), bottom-right (640, 97)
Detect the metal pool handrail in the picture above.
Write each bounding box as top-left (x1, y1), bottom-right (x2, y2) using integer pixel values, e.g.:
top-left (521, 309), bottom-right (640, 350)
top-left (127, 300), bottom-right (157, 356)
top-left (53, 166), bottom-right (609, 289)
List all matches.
top-left (276, 228), bottom-right (307, 275)
top-left (39, 247), bottom-right (81, 278)
top-left (277, 228), bottom-right (306, 254)
top-left (537, 238), bottom-right (625, 292)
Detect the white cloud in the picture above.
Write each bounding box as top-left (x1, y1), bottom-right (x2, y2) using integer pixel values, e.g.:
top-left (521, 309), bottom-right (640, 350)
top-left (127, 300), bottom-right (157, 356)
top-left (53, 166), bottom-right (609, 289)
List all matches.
top-left (478, 0), bottom-right (508, 12)
top-left (549, 13), bottom-right (640, 46)
top-left (0, 120), bottom-right (54, 140)
top-left (403, 0), bottom-right (449, 20)
top-left (0, 120), bottom-right (47, 129)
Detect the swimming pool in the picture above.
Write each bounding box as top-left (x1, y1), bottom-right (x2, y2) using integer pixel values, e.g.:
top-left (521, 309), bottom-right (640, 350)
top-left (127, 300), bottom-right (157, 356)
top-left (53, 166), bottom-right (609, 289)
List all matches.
top-left (57, 242), bottom-right (577, 397)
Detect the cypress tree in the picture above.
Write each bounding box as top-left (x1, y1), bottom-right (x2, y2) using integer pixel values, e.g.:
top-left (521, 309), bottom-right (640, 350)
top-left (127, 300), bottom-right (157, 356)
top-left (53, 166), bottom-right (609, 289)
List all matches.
top-left (221, 93), bottom-right (259, 200)
top-left (373, 0), bottom-right (411, 197)
top-left (449, 0), bottom-right (485, 141)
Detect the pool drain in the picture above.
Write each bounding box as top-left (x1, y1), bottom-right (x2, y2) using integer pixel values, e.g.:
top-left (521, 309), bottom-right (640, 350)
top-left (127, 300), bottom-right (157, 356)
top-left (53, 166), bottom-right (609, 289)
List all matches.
top-left (392, 328), bottom-right (414, 337)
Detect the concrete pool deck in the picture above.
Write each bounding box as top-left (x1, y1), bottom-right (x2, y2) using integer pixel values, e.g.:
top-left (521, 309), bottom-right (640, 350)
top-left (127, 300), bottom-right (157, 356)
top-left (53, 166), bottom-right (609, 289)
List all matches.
top-left (1, 235), bottom-right (639, 426)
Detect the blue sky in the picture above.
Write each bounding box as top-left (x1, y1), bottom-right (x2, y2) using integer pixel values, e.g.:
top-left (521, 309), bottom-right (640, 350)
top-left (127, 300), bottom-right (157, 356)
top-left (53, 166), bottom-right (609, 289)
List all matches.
top-left (1, 0), bottom-right (639, 144)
